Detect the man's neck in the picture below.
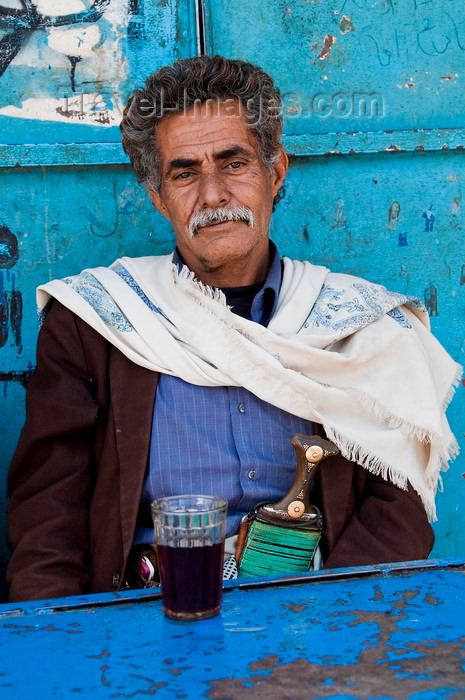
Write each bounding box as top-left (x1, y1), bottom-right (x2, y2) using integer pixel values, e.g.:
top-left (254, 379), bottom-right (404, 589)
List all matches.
top-left (175, 249), bottom-right (271, 288)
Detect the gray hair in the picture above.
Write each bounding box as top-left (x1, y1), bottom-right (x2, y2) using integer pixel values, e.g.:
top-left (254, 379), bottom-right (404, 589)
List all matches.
top-left (120, 55), bottom-right (285, 205)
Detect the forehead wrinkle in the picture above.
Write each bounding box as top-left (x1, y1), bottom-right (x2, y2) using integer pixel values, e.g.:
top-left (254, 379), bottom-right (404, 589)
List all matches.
top-left (156, 111), bottom-right (265, 188)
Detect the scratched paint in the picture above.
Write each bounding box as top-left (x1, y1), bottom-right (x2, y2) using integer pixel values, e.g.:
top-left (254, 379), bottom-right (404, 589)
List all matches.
top-left (317, 34), bottom-right (336, 60)
top-left (0, 273), bottom-right (22, 353)
top-left (339, 15), bottom-right (355, 34)
top-left (0, 562), bottom-right (463, 698)
top-left (0, 0), bottom-right (112, 77)
top-left (0, 0), bottom-right (127, 129)
top-left (0, 0), bottom-right (192, 144)
top-left (204, 0), bottom-right (465, 136)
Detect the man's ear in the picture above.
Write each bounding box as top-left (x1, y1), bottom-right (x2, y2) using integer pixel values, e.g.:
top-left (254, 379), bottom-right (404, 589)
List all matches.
top-left (270, 148), bottom-right (288, 199)
top-left (147, 187), bottom-right (171, 222)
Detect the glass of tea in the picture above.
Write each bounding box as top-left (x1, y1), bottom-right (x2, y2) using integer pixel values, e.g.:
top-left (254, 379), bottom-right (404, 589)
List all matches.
top-left (151, 494), bottom-right (228, 621)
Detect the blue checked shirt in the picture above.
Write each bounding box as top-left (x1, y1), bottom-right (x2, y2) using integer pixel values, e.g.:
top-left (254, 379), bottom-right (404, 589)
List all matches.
top-left (133, 243), bottom-right (314, 543)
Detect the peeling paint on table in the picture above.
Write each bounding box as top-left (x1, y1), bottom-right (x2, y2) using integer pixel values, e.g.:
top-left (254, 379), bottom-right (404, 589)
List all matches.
top-left (0, 560), bottom-right (463, 698)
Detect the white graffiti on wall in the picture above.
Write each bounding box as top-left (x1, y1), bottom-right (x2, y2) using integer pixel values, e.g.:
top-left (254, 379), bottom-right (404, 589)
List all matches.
top-left (0, 0), bottom-right (130, 127)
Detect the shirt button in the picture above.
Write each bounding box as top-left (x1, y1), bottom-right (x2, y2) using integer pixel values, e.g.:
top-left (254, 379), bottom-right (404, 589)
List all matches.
top-left (248, 470), bottom-right (256, 480)
top-left (238, 402), bottom-right (246, 413)
top-left (112, 572), bottom-right (121, 588)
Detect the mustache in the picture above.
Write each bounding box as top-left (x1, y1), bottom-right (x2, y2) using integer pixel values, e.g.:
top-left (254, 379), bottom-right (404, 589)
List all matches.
top-left (188, 206), bottom-right (255, 237)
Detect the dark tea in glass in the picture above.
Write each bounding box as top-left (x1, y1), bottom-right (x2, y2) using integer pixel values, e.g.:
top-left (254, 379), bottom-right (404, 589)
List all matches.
top-left (151, 495), bottom-right (227, 621)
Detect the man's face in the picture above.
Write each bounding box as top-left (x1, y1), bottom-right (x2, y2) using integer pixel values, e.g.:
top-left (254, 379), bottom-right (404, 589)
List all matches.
top-left (148, 102), bottom-right (288, 286)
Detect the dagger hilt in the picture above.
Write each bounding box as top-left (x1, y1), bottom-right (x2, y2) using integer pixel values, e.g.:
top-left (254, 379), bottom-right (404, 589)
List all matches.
top-left (257, 434), bottom-right (339, 525)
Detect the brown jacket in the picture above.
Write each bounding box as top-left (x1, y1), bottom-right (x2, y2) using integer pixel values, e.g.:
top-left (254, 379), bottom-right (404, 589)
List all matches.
top-left (7, 301), bottom-right (434, 602)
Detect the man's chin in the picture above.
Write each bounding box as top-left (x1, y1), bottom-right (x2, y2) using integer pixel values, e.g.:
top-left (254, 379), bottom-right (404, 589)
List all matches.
top-left (194, 245), bottom-right (259, 272)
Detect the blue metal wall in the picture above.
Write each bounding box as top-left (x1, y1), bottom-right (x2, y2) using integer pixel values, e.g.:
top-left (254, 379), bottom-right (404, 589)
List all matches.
top-left (1, 0), bottom-right (464, 599)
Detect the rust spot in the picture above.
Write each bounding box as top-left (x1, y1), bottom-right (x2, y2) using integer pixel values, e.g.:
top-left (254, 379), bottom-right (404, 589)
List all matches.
top-left (317, 35), bottom-right (336, 60)
top-left (415, 145), bottom-right (425, 151)
top-left (441, 76), bottom-right (452, 80)
top-left (86, 649), bottom-right (109, 659)
top-left (311, 43), bottom-right (318, 51)
top-left (339, 15), bottom-right (355, 33)
top-left (456, 145), bottom-right (464, 151)
top-left (167, 667), bottom-right (192, 676)
top-left (392, 589), bottom-right (419, 608)
top-left (406, 83), bottom-right (414, 88)
top-left (283, 603), bottom-right (308, 613)
top-left (385, 145), bottom-right (405, 152)
top-left (111, 677), bottom-right (168, 697)
top-left (349, 148), bottom-right (356, 154)
top-left (101, 664), bottom-right (110, 688)
top-left (249, 655), bottom-right (281, 671)
top-left (442, 145), bottom-right (450, 150)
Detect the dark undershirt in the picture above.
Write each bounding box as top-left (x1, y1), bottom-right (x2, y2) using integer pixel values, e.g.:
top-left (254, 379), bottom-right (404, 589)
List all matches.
top-left (221, 280), bottom-right (266, 320)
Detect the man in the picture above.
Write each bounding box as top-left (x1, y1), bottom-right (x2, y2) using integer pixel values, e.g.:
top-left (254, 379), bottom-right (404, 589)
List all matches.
top-left (7, 56), bottom-right (460, 602)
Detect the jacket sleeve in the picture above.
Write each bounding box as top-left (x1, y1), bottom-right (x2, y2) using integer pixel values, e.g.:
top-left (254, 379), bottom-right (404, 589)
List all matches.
top-left (319, 458), bottom-right (435, 569)
top-left (7, 301), bottom-right (103, 602)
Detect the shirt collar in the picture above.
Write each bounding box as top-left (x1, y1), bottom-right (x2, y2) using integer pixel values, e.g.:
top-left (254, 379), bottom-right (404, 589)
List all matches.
top-left (250, 240), bottom-right (281, 326)
top-left (172, 240), bottom-right (282, 327)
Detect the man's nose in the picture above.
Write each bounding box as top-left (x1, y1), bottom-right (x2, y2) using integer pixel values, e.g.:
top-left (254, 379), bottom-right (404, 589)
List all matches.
top-left (198, 171), bottom-right (230, 208)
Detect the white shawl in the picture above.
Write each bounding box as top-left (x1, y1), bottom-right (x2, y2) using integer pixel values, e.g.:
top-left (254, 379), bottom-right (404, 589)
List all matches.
top-left (37, 254), bottom-right (461, 521)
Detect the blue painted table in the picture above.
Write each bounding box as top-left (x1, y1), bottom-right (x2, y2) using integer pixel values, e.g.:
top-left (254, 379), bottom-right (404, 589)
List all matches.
top-left (0, 559), bottom-right (464, 699)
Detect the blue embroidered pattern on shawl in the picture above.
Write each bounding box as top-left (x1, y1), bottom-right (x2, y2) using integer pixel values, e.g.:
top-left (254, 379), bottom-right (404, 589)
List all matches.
top-left (114, 267), bottom-right (171, 323)
top-left (386, 307), bottom-right (412, 328)
top-left (38, 298), bottom-right (54, 327)
top-left (41, 267), bottom-right (171, 332)
top-left (303, 281), bottom-right (423, 336)
top-left (63, 272), bottom-right (133, 332)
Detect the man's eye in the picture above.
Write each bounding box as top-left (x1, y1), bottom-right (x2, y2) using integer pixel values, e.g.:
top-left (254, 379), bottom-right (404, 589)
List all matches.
top-left (228, 161), bottom-right (245, 170)
top-left (174, 171), bottom-right (193, 180)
